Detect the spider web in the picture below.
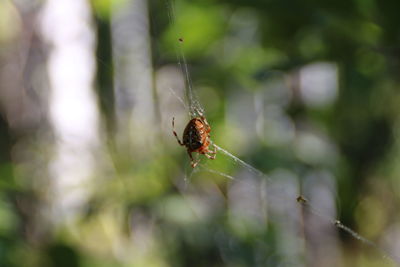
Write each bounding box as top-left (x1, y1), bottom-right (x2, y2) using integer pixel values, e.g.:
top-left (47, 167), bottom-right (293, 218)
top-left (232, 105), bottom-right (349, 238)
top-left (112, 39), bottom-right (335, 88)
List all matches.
top-left (164, 0), bottom-right (400, 265)
top-left (165, 0), bottom-right (204, 119)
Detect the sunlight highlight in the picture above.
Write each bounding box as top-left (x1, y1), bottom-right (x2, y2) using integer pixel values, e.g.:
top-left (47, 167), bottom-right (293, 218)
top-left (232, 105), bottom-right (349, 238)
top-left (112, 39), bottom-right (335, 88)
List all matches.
top-left (40, 0), bottom-right (100, 220)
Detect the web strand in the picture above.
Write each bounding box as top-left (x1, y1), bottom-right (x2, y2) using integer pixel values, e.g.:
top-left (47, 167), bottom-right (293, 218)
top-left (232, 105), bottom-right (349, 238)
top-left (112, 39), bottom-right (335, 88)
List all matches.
top-left (165, 0), bottom-right (204, 118)
top-left (164, 1), bottom-right (399, 264)
top-left (207, 147), bottom-right (400, 263)
top-left (297, 196), bottom-right (400, 264)
top-left (168, 85), bottom-right (400, 264)
top-left (197, 165), bottom-right (236, 180)
top-left (213, 144), bottom-right (268, 180)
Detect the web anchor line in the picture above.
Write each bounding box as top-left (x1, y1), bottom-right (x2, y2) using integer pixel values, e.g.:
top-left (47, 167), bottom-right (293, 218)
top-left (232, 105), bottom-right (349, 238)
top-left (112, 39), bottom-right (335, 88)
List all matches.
top-left (213, 144), bottom-right (267, 179)
top-left (165, 0), bottom-right (399, 264)
top-left (165, 0), bottom-right (203, 119)
top-left (201, 145), bottom-right (400, 265)
top-left (213, 146), bottom-right (400, 264)
top-left (297, 195), bottom-right (400, 265)
top-left (205, 145), bottom-right (400, 264)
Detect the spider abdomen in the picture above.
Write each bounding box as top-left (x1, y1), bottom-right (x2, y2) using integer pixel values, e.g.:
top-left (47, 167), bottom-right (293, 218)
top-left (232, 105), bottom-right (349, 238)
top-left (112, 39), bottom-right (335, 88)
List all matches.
top-left (172, 115), bottom-right (215, 168)
top-left (182, 118), bottom-right (205, 150)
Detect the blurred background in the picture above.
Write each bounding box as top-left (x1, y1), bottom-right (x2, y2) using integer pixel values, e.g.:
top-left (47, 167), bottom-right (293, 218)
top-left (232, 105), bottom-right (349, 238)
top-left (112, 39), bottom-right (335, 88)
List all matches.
top-left (1, 0), bottom-right (400, 266)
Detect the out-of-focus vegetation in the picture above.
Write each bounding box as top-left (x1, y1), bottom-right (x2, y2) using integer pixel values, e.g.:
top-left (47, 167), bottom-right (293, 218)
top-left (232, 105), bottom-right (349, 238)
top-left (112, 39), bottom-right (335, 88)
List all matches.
top-left (1, 0), bottom-right (400, 266)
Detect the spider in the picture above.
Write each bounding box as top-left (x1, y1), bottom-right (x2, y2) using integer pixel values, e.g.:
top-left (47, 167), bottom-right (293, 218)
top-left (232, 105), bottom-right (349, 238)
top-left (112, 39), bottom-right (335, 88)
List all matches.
top-left (172, 116), bottom-right (217, 168)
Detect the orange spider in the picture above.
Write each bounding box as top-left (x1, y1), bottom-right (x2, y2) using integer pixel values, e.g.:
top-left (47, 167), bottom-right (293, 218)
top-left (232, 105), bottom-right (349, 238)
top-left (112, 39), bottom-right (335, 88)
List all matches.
top-left (172, 116), bottom-right (217, 168)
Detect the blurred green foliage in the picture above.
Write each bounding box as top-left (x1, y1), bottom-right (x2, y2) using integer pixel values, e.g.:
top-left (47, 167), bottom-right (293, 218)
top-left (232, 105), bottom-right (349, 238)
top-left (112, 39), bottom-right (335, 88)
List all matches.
top-left (1, 0), bottom-right (400, 266)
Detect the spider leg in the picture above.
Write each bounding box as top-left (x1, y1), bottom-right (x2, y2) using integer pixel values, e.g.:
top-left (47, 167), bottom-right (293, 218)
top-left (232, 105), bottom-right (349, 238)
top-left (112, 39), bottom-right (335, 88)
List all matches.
top-left (172, 117), bottom-right (184, 146)
top-left (204, 153), bottom-right (216, 160)
top-left (187, 150), bottom-right (198, 168)
top-left (201, 145), bottom-right (216, 160)
top-left (207, 144), bottom-right (217, 155)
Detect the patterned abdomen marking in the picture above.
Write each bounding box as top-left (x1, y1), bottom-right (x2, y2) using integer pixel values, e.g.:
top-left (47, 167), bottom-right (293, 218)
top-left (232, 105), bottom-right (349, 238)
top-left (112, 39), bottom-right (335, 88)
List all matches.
top-left (183, 118), bottom-right (203, 150)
